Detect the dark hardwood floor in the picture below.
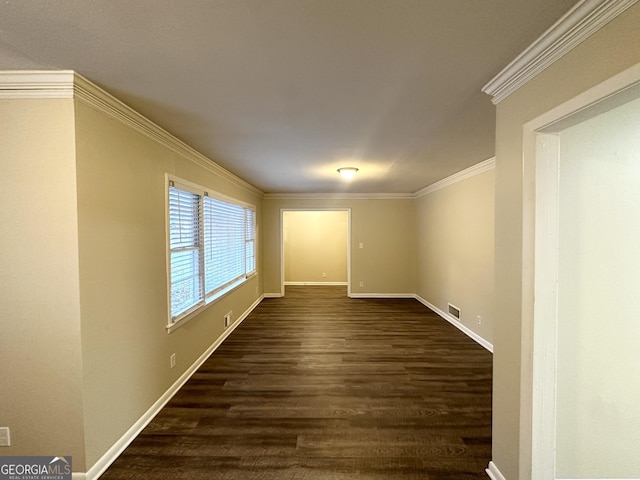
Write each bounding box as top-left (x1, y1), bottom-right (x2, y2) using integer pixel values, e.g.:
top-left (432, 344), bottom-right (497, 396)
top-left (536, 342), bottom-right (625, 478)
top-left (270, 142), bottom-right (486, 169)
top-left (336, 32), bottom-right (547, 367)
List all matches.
top-left (101, 286), bottom-right (492, 479)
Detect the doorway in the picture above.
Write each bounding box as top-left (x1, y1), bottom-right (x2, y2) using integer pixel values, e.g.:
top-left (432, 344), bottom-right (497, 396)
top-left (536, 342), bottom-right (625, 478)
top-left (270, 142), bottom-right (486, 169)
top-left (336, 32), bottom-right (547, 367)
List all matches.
top-left (280, 209), bottom-right (351, 297)
top-left (524, 76), bottom-right (640, 478)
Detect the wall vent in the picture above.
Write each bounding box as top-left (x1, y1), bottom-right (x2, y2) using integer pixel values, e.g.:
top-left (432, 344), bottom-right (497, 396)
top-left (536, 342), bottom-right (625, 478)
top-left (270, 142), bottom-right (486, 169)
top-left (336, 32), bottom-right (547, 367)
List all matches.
top-left (448, 303), bottom-right (461, 319)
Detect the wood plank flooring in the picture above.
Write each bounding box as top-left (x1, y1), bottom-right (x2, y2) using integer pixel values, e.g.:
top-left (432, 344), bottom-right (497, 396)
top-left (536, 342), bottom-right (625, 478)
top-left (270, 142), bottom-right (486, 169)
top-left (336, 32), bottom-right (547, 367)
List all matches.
top-left (101, 286), bottom-right (492, 479)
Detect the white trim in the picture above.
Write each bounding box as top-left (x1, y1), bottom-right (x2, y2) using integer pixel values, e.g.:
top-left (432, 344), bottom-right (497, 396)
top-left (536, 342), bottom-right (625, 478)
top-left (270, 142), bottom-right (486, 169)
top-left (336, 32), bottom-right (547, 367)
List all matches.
top-left (264, 192), bottom-right (413, 200)
top-left (0, 70), bottom-right (263, 196)
top-left (0, 70), bottom-right (75, 98)
top-left (520, 62), bottom-right (640, 480)
top-left (284, 281), bottom-right (348, 286)
top-left (349, 293), bottom-right (415, 299)
top-left (72, 474), bottom-right (87, 480)
top-left (280, 208), bottom-right (352, 298)
top-left (482, 0), bottom-right (638, 104)
top-left (81, 295), bottom-right (264, 480)
top-left (415, 157), bottom-right (495, 197)
top-left (486, 461), bottom-right (507, 480)
top-left (263, 293), bottom-right (284, 298)
top-left (415, 295), bottom-right (493, 352)
top-left (530, 133), bottom-right (560, 480)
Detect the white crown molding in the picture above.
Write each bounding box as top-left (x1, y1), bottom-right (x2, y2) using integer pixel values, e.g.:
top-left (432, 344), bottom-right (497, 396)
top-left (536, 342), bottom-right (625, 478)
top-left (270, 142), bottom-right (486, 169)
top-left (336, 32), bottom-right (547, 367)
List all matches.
top-left (482, 0), bottom-right (639, 104)
top-left (263, 192), bottom-right (414, 200)
top-left (0, 70), bottom-right (263, 197)
top-left (415, 157), bottom-right (495, 198)
top-left (0, 70), bottom-right (75, 98)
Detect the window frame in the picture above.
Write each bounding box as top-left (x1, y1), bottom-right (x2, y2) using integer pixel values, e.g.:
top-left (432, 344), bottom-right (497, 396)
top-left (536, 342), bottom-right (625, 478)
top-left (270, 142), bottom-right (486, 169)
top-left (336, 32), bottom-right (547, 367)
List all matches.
top-left (165, 175), bottom-right (257, 332)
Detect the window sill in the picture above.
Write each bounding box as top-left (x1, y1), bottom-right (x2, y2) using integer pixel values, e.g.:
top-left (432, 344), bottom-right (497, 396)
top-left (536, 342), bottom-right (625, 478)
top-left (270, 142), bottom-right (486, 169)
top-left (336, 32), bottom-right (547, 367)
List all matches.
top-left (166, 272), bottom-right (257, 333)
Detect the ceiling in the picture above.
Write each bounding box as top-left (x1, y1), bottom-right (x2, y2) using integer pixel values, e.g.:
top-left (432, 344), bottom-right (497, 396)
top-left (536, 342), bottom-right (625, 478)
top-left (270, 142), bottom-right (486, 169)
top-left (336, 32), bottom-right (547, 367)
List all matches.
top-left (0, 0), bottom-right (577, 194)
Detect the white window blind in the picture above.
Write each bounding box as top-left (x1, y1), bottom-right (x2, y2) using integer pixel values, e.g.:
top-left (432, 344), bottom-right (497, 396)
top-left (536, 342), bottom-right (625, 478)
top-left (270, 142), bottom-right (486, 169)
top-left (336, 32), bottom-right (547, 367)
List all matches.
top-left (168, 179), bottom-right (256, 325)
top-left (169, 186), bottom-right (203, 318)
top-left (204, 196), bottom-right (245, 296)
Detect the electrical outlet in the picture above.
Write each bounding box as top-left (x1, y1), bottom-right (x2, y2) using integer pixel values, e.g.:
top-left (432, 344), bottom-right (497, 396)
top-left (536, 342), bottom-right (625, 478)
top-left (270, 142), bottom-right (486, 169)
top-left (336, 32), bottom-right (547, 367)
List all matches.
top-left (170, 353), bottom-right (176, 369)
top-left (322, 272), bottom-right (326, 278)
top-left (477, 315), bottom-right (482, 325)
top-left (224, 312), bottom-right (233, 328)
top-left (0, 427), bottom-right (10, 447)
top-left (359, 281), bottom-right (364, 287)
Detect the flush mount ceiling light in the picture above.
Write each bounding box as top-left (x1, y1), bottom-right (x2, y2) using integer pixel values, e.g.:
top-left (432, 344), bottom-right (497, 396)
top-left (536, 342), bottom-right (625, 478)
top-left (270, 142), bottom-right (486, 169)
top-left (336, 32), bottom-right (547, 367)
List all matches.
top-left (337, 167), bottom-right (359, 179)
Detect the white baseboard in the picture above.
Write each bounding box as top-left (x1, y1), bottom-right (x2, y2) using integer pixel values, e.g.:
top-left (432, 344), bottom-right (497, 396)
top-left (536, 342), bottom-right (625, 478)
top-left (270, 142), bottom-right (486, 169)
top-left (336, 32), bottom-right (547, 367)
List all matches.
top-left (349, 293), bottom-right (415, 299)
top-left (484, 461), bottom-right (640, 480)
top-left (284, 281), bottom-right (348, 286)
top-left (486, 461), bottom-right (506, 480)
top-left (415, 295), bottom-right (493, 353)
top-left (82, 295), bottom-right (264, 480)
top-left (263, 292), bottom-right (283, 298)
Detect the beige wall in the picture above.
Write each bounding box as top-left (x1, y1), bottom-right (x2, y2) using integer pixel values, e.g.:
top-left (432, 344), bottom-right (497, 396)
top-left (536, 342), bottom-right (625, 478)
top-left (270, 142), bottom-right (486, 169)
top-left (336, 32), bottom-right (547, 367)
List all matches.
top-left (493, 4), bottom-right (640, 479)
top-left (74, 99), bottom-right (263, 467)
top-left (555, 95), bottom-right (640, 477)
top-left (283, 210), bottom-right (348, 284)
top-left (0, 99), bottom-right (87, 466)
top-left (263, 198), bottom-right (416, 295)
top-left (415, 168), bottom-right (494, 344)
top-left (0, 89), bottom-right (263, 473)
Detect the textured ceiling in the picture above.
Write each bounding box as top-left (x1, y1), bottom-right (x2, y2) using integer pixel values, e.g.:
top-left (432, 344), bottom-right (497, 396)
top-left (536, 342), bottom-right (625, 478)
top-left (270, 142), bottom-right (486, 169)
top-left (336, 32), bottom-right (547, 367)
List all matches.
top-left (0, 0), bottom-right (577, 193)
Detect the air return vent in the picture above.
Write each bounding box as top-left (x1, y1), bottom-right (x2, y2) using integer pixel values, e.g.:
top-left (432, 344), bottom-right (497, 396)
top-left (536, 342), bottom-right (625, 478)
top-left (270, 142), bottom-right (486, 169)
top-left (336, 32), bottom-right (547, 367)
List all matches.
top-left (448, 303), bottom-right (460, 319)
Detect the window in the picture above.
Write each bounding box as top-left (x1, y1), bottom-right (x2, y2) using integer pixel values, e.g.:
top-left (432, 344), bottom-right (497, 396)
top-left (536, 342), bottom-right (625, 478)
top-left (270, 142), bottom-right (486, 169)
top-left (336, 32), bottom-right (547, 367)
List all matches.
top-left (168, 178), bottom-right (256, 328)
top-left (168, 186), bottom-right (203, 318)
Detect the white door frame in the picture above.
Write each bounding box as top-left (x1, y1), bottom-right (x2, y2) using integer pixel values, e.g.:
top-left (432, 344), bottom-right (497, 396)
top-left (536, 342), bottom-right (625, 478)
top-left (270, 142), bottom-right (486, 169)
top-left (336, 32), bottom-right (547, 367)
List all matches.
top-left (279, 208), bottom-right (352, 297)
top-left (520, 63), bottom-right (640, 479)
